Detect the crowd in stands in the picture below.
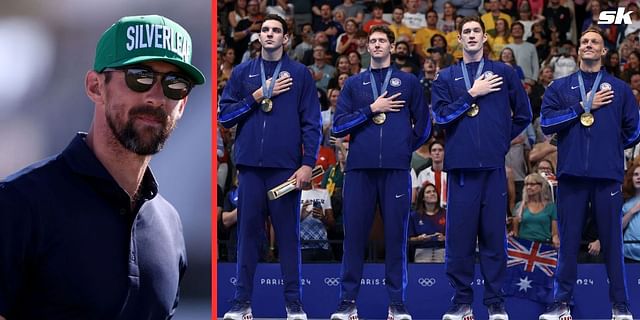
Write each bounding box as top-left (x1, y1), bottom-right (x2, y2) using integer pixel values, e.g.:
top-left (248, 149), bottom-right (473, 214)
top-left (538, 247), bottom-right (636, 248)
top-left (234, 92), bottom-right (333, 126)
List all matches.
top-left (216, 0), bottom-right (640, 263)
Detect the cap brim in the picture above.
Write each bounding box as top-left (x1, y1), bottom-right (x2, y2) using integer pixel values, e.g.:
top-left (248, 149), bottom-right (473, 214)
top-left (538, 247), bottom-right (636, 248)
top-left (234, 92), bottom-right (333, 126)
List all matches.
top-left (106, 56), bottom-right (206, 85)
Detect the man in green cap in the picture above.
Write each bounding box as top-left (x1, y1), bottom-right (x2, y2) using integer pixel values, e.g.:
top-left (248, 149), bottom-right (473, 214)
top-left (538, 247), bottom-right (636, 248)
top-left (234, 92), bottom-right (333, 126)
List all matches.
top-left (0, 15), bottom-right (204, 320)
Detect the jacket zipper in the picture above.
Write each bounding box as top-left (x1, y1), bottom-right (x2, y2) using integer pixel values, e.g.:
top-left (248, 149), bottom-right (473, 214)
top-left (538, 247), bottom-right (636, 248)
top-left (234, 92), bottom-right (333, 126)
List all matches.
top-left (259, 118), bottom-right (266, 166)
top-left (379, 126), bottom-right (383, 168)
top-left (585, 127), bottom-right (590, 173)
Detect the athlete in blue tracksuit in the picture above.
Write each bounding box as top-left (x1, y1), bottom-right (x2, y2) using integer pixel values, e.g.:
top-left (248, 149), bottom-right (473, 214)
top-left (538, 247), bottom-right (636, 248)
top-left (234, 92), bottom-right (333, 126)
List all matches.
top-left (219, 15), bottom-right (322, 320)
top-left (330, 25), bottom-right (431, 320)
top-left (539, 28), bottom-right (639, 320)
top-left (430, 17), bottom-right (531, 320)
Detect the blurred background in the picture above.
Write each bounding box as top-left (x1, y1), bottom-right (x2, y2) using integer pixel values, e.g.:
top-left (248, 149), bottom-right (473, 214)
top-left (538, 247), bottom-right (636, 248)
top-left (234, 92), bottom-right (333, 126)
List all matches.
top-left (0, 1), bottom-right (211, 319)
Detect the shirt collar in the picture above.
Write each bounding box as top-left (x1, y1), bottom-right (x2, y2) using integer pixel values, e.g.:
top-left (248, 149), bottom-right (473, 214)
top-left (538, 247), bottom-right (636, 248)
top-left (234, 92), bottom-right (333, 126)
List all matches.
top-left (61, 132), bottom-right (159, 201)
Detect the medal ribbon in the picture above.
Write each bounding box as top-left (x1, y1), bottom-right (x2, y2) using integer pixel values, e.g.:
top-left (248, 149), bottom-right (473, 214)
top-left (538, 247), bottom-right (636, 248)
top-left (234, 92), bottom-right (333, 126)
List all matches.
top-left (577, 70), bottom-right (603, 114)
top-left (461, 59), bottom-right (485, 90)
top-left (369, 67), bottom-right (393, 100)
top-left (260, 59), bottom-right (283, 100)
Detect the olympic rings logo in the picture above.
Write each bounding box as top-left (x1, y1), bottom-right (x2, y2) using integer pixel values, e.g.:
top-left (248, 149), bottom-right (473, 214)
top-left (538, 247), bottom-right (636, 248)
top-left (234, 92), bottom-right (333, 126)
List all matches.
top-left (418, 277), bottom-right (436, 287)
top-left (230, 277), bottom-right (237, 285)
top-left (324, 277), bottom-right (341, 286)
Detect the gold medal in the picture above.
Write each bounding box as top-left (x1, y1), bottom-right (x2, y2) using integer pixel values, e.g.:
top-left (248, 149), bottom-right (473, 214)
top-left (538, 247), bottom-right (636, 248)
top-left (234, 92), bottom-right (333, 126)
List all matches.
top-left (580, 112), bottom-right (594, 127)
top-left (466, 103), bottom-right (479, 117)
top-left (261, 98), bottom-right (273, 112)
top-left (372, 113), bottom-right (386, 125)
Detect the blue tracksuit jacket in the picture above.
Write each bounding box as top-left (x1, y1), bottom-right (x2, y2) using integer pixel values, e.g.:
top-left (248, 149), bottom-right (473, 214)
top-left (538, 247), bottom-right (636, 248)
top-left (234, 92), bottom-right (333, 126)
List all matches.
top-left (431, 60), bottom-right (532, 170)
top-left (540, 69), bottom-right (640, 182)
top-left (218, 53), bottom-right (322, 169)
top-left (331, 66), bottom-right (432, 170)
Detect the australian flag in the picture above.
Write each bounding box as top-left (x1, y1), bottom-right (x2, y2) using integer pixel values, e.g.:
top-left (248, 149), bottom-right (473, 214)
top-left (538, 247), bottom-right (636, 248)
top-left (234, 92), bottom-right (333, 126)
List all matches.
top-left (503, 236), bottom-right (557, 303)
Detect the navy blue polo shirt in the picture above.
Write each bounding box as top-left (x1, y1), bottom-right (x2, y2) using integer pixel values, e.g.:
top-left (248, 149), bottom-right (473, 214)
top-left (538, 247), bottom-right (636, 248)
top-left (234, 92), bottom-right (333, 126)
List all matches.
top-left (0, 133), bottom-right (187, 320)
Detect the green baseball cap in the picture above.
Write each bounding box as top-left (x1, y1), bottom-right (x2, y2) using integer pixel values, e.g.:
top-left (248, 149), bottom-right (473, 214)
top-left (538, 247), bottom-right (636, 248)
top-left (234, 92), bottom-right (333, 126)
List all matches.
top-left (93, 15), bottom-right (205, 84)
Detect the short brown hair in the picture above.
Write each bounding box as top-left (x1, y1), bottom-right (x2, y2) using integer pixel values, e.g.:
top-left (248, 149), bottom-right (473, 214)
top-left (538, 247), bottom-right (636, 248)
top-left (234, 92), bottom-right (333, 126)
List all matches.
top-left (457, 16), bottom-right (485, 34)
top-left (581, 26), bottom-right (605, 41)
top-left (369, 25), bottom-right (395, 44)
top-left (263, 14), bottom-right (288, 35)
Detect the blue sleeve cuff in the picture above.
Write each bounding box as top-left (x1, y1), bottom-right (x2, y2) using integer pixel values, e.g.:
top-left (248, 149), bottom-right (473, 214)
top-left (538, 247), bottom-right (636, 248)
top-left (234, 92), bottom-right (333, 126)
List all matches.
top-left (571, 102), bottom-right (584, 116)
top-left (302, 156), bottom-right (316, 168)
top-left (360, 104), bottom-right (373, 118)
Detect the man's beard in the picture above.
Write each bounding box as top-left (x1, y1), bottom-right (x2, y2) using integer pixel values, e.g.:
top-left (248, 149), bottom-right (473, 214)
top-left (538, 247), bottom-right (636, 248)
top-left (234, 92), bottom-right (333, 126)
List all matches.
top-left (107, 105), bottom-right (175, 155)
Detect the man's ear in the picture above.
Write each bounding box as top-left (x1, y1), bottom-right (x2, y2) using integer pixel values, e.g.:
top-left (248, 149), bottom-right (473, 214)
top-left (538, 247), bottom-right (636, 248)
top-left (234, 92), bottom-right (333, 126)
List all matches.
top-left (85, 70), bottom-right (104, 105)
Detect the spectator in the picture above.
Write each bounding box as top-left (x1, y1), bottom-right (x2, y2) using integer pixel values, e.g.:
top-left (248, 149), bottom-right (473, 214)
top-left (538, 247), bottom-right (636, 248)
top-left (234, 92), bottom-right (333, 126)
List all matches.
top-left (322, 139), bottom-right (348, 260)
top-left (414, 10), bottom-right (445, 60)
top-left (328, 55), bottom-right (351, 89)
top-left (506, 132), bottom-right (530, 205)
top-left (284, 15), bottom-right (298, 52)
top-left (419, 57), bottom-right (438, 103)
top-left (499, 0), bottom-right (517, 18)
top-left (403, 0), bottom-right (427, 32)
top-left (527, 21), bottom-right (550, 64)
top-left (621, 50), bottom-right (640, 82)
top-left (363, 3), bottom-right (389, 33)
top-left (232, 0), bottom-right (264, 64)
top-left (322, 88), bottom-right (340, 145)
top-left (516, 3), bottom-right (545, 40)
top-left (578, 214), bottom-right (603, 263)
top-left (449, 0), bottom-right (480, 17)
top-left (412, 141), bottom-right (432, 174)
top-left (507, 21), bottom-right (539, 83)
top-left (302, 31), bottom-right (331, 65)
top-left (333, 7), bottom-right (347, 31)
top-left (417, 140), bottom-right (447, 207)
top-left (623, 162), bottom-right (640, 262)
top-left (437, 1), bottom-right (457, 34)
top-left (264, 0), bottom-right (294, 18)
top-left (389, 6), bottom-right (414, 41)
top-left (517, 0), bottom-right (543, 17)
top-left (228, 0), bottom-right (250, 41)
top-left (623, 2), bottom-right (640, 38)
top-left (393, 40), bottom-right (419, 74)
top-left (300, 176), bottom-right (336, 261)
top-left (535, 158), bottom-right (558, 201)
top-left (291, 23), bottom-right (314, 62)
top-left (604, 50), bottom-right (622, 79)
top-left (499, 47), bottom-right (525, 81)
top-left (335, 0), bottom-right (366, 24)
top-left (527, 66), bottom-right (553, 120)
top-left (310, 45), bottom-right (337, 91)
top-left (347, 51), bottom-right (365, 74)
top-left (487, 18), bottom-right (512, 59)
top-left (336, 18), bottom-right (360, 55)
top-left (429, 34), bottom-right (455, 67)
top-left (313, 3), bottom-right (343, 51)
top-left (543, 40), bottom-right (578, 79)
top-left (241, 33), bottom-right (263, 63)
top-left (354, 30), bottom-right (371, 69)
top-left (332, 54), bottom-right (351, 76)
top-left (445, 15), bottom-right (465, 60)
top-left (619, 30), bottom-right (640, 65)
top-left (312, 0), bottom-right (342, 27)
top-left (529, 135), bottom-right (558, 176)
top-left (427, 47), bottom-right (444, 70)
top-left (542, 0), bottom-right (572, 42)
top-left (511, 173), bottom-right (560, 248)
top-left (481, 0), bottom-right (512, 37)
top-left (581, 0), bottom-right (604, 32)
top-left (219, 47), bottom-right (236, 86)
top-left (409, 183), bottom-right (447, 263)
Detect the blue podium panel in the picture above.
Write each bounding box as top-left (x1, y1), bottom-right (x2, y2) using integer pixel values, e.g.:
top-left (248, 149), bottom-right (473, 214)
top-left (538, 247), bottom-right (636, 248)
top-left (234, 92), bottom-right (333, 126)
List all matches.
top-left (217, 263), bottom-right (640, 319)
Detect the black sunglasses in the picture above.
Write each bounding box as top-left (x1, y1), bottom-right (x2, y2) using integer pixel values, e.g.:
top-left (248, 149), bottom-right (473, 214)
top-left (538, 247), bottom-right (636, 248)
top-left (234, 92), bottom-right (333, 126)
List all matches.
top-left (102, 66), bottom-right (193, 100)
